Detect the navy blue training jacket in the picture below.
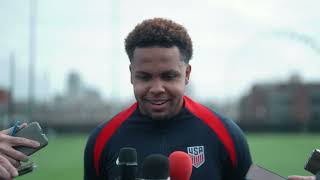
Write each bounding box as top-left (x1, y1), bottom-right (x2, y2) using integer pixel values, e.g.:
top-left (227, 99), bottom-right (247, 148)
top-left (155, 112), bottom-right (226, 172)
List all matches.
top-left (84, 96), bottom-right (252, 180)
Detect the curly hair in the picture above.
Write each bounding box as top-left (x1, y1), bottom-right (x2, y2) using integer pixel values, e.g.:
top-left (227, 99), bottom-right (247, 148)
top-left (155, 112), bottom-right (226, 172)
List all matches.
top-left (125, 18), bottom-right (193, 64)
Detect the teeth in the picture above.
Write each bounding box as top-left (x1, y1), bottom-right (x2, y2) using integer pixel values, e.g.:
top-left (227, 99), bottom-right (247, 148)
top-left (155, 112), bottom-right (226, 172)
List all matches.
top-left (149, 100), bottom-right (167, 105)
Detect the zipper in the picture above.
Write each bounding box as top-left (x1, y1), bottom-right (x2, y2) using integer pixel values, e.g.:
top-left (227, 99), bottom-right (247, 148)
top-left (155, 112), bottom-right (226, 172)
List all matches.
top-left (160, 132), bottom-right (167, 154)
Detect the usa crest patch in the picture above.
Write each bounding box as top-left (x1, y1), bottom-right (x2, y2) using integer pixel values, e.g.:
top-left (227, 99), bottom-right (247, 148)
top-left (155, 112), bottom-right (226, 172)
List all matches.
top-left (187, 146), bottom-right (205, 168)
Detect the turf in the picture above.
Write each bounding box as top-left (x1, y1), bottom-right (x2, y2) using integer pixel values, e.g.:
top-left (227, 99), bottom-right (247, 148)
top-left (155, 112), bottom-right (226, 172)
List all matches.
top-left (17, 134), bottom-right (88, 180)
top-left (247, 133), bottom-right (318, 177)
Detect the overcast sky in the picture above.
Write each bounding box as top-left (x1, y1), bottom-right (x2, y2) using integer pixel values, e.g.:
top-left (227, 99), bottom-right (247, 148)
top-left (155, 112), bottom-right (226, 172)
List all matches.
top-left (0, 0), bottom-right (319, 102)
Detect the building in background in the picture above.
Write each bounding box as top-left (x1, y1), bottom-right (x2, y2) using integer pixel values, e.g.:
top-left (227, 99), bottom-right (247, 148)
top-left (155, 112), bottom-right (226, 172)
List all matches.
top-left (0, 89), bottom-right (9, 129)
top-left (67, 71), bottom-right (82, 99)
top-left (33, 71), bottom-right (113, 132)
top-left (239, 75), bottom-right (320, 131)
top-left (4, 72), bottom-right (320, 133)
top-left (0, 89), bottom-right (9, 112)
top-left (54, 71), bottom-right (103, 106)
top-left (0, 72), bottom-right (115, 132)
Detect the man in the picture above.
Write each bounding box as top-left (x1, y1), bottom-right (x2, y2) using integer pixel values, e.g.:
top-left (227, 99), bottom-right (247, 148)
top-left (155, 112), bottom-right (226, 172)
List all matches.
top-left (0, 124), bottom-right (40, 180)
top-left (84, 17), bottom-right (252, 179)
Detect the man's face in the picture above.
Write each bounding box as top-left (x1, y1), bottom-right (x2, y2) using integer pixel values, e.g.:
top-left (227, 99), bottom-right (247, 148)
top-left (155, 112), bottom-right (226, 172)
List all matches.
top-left (130, 46), bottom-right (191, 120)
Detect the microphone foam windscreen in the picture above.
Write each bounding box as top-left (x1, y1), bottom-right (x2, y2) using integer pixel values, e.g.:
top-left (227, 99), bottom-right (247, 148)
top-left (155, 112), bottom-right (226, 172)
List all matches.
top-left (169, 151), bottom-right (192, 180)
top-left (142, 154), bottom-right (169, 179)
top-left (118, 147), bottom-right (138, 166)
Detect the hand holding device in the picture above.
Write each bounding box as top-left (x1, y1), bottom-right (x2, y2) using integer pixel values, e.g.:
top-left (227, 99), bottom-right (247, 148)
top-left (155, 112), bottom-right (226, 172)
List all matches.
top-left (305, 149), bottom-right (320, 180)
top-left (12, 122), bottom-right (48, 156)
top-left (246, 164), bottom-right (285, 180)
top-left (1, 121), bottom-right (48, 177)
top-left (0, 154), bottom-right (18, 180)
top-left (0, 123), bottom-right (41, 163)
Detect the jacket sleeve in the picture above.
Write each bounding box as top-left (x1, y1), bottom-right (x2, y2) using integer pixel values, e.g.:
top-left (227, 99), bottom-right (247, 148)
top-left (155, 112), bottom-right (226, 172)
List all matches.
top-left (220, 116), bottom-right (253, 180)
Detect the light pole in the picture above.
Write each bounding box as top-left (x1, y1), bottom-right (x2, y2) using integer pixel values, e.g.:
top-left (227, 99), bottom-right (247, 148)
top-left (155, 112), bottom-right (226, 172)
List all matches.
top-left (8, 53), bottom-right (16, 122)
top-left (28, 0), bottom-right (37, 121)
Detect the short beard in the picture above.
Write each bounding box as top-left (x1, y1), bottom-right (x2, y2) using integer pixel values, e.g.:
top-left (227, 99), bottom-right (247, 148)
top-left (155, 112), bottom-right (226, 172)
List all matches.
top-left (142, 109), bottom-right (174, 121)
top-left (139, 99), bottom-right (182, 121)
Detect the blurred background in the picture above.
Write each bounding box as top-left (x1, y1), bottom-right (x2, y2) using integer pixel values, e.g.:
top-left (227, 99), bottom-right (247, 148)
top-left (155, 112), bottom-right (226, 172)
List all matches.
top-left (0, 0), bottom-right (319, 179)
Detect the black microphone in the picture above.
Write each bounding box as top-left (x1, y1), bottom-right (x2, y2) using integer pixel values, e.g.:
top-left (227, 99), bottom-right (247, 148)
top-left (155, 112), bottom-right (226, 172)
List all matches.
top-left (304, 149), bottom-right (320, 180)
top-left (141, 154), bottom-right (170, 180)
top-left (116, 147), bottom-right (138, 180)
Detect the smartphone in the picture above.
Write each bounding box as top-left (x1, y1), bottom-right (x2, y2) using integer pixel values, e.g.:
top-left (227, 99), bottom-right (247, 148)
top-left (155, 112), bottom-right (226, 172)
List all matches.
top-left (305, 149), bottom-right (320, 175)
top-left (17, 162), bottom-right (35, 176)
top-left (13, 122), bottom-right (48, 156)
top-left (246, 164), bottom-right (286, 180)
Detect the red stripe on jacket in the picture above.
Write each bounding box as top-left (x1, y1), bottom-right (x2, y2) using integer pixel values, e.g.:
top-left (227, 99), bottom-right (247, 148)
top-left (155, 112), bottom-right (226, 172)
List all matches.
top-left (184, 96), bottom-right (237, 167)
top-left (93, 103), bottom-right (138, 176)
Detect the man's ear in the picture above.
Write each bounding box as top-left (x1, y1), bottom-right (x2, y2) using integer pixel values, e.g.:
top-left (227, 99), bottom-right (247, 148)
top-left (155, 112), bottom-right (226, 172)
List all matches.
top-left (185, 64), bottom-right (191, 85)
top-left (129, 64), bottom-right (133, 84)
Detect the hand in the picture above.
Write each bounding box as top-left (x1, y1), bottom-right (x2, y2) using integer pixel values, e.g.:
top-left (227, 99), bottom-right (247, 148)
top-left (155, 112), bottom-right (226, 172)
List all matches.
top-left (0, 154), bottom-right (18, 180)
top-left (288, 175), bottom-right (315, 180)
top-left (0, 124), bottom-right (40, 167)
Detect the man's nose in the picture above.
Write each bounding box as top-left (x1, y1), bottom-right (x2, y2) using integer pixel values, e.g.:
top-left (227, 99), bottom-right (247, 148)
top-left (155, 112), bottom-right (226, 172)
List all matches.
top-left (149, 79), bottom-right (165, 94)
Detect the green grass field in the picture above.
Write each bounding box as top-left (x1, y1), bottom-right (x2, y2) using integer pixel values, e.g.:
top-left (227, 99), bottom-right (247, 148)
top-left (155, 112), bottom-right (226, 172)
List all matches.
top-left (16, 133), bottom-right (319, 180)
top-left (247, 133), bottom-right (319, 177)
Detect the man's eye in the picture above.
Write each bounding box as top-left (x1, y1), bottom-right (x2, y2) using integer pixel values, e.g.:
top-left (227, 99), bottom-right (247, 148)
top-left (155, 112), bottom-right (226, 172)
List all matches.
top-left (136, 74), bottom-right (151, 81)
top-left (162, 74), bottom-right (177, 81)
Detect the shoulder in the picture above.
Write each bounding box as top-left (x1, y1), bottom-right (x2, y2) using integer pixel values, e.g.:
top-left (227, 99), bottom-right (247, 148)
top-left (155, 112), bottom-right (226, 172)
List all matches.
top-left (87, 102), bottom-right (138, 144)
top-left (84, 102), bottom-right (138, 177)
top-left (184, 95), bottom-right (243, 136)
top-left (184, 96), bottom-right (236, 134)
top-left (184, 96), bottom-right (251, 167)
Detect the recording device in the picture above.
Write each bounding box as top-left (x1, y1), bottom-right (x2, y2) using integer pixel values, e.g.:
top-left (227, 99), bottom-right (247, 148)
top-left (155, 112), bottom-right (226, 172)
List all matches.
top-left (245, 164), bottom-right (285, 180)
top-left (169, 151), bottom-right (192, 180)
top-left (116, 147), bottom-right (138, 180)
top-left (17, 162), bottom-right (35, 176)
top-left (304, 149), bottom-right (320, 179)
top-left (13, 122), bottom-right (48, 156)
top-left (141, 154), bottom-right (170, 180)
